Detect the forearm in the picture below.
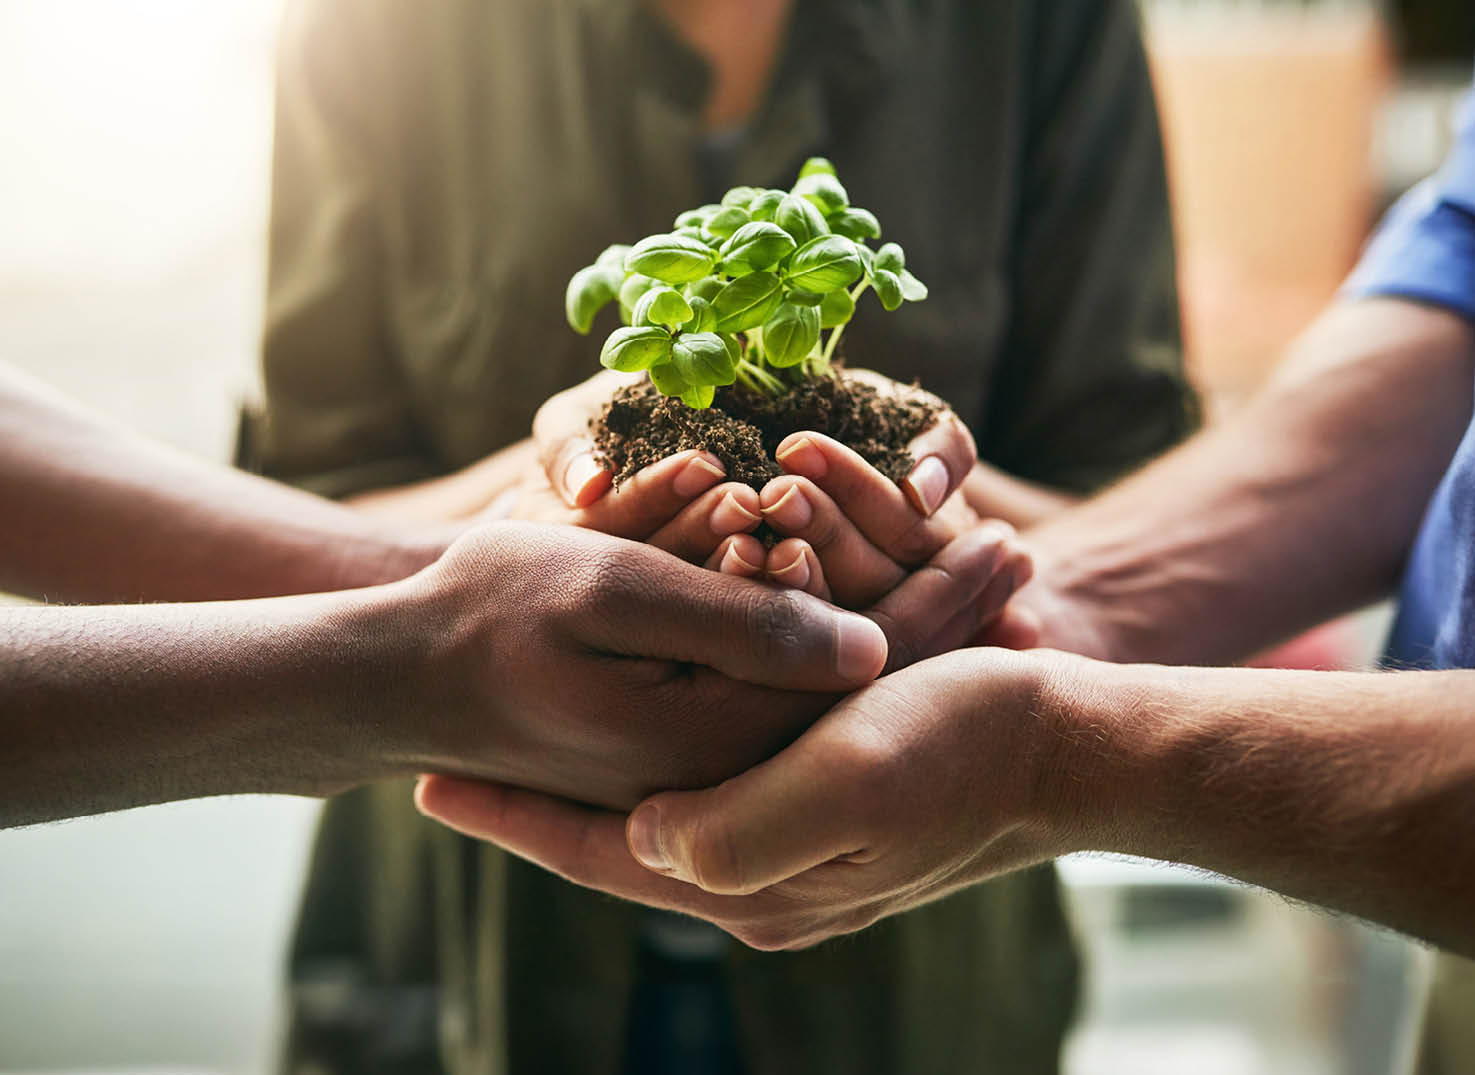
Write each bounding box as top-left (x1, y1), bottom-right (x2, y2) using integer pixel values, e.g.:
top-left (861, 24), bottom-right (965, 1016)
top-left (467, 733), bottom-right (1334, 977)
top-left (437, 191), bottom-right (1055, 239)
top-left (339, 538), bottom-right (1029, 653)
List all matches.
top-left (1042, 656), bottom-right (1475, 953)
top-left (0, 588), bottom-right (414, 827)
top-left (0, 366), bottom-right (444, 603)
top-left (1026, 300), bottom-right (1475, 664)
top-left (961, 461), bottom-right (1079, 529)
top-left (344, 437), bottom-right (535, 522)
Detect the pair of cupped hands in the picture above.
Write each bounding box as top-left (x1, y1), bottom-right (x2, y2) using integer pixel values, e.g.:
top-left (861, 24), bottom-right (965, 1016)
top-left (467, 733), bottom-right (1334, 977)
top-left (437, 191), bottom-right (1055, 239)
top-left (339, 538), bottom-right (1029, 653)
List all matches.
top-left (407, 370), bottom-right (1058, 950)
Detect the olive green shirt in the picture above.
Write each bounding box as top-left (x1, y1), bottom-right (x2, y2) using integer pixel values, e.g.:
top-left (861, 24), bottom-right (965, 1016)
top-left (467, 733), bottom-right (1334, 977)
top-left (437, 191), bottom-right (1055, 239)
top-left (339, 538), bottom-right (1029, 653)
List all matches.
top-left (245, 2), bottom-right (1198, 1073)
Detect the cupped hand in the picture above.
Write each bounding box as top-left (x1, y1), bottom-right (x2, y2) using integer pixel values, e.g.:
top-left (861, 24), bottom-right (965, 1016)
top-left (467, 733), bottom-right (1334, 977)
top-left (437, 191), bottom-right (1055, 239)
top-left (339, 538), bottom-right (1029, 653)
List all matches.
top-left (384, 521), bottom-right (888, 810)
top-left (522, 370), bottom-right (765, 566)
top-left (413, 647), bottom-right (1081, 951)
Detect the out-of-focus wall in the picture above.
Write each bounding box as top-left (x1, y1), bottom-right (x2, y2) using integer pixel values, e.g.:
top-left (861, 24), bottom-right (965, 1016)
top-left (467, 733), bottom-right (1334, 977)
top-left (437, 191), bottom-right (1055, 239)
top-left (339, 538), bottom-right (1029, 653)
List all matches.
top-left (0, 4), bottom-right (306, 1074)
top-left (1144, 1), bottom-right (1390, 406)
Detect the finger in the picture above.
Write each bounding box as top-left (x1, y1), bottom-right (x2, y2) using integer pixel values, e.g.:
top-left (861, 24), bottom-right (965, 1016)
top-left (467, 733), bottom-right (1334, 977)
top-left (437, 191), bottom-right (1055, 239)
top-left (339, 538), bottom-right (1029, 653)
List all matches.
top-left (415, 775), bottom-right (745, 919)
top-left (573, 538), bottom-right (887, 691)
top-left (760, 476), bottom-right (905, 608)
top-left (774, 433), bottom-right (957, 566)
top-left (901, 413), bottom-right (977, 517)
top-left (763, 538), bottom-right (831, 602)
top-left (864, 522), bottom-right (1020, 674)
top-left (533, 370), bottom-right (639, 507)
top-left (647, 482), bottom-right (762, 563)
top-left (572, 450), bottom-right (727, 539)
top-left (625, 732), bottom-right (865, 895)
top-left (907, 545), bottom-right (1033, 660)
top-left (976, 604), bottom-right (1044, 650)
top-left (706, 533), bottom-right (767, 578)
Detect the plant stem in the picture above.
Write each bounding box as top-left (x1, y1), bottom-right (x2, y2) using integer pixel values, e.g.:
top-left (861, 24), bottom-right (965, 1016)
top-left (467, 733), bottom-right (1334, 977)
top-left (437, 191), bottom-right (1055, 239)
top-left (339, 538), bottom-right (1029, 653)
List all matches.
top-left (817, 278), bottom-right (872, 372)
top-left (737, 358), bottom-right (786, 396)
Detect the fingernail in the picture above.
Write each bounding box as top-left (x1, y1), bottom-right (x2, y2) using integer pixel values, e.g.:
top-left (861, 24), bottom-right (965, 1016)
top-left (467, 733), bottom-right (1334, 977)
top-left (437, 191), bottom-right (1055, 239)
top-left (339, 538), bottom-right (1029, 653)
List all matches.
top-left (835, 615), bottom-right (888, 682)
top-left (775, 437), bottom-right (828, 479)
top-left (768, 549), bottom-right (812, 589)
top-left (563, 453), bottom-right (609, 503)
top-left (673, 454), bottom-right (725, 498)
top-left (628, 804), bottom-right (670, 872)
top-left (711, 492), bottom-right (762, 534)
top-left (902, 455), bottom-right (949, 517)
top-left (760, 484), bottom-right (813, 530)
top-left (720, 542), bottom-right (761, 575)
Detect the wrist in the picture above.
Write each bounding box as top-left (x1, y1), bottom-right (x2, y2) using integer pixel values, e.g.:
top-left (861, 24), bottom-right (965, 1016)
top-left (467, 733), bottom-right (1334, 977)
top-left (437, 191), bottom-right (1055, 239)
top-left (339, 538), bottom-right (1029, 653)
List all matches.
top-left (1025, 652), bottom-right (1158, 855)
top-left (328, 527), bottom-right (450, 591)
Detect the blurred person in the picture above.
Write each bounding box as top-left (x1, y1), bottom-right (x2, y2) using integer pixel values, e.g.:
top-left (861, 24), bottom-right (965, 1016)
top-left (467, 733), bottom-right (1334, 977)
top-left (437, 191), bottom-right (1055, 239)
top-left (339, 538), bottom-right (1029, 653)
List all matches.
top-left (244, 1), bottom-right (1199, 1072)
top-left (421, 79), bottom-right (1475, 1062)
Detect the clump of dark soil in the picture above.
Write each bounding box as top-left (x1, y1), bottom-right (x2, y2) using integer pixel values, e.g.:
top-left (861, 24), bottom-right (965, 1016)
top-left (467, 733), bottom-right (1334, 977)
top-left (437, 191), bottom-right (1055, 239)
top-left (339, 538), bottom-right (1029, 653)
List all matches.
top-left (594, 371), bottom-right (943, 494)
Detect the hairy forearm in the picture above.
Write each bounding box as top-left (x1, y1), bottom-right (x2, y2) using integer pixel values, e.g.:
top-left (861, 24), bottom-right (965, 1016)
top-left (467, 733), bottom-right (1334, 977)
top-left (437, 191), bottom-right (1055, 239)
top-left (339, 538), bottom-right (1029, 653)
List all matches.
top-left (1044, 657), bottom-right (1475, 953)
top-left (0, 366), bottom-right (444, 603)
top-left (0, 589), bottom-right (414, 827)
top-left (1026, 300), bottom-right (1475, 664)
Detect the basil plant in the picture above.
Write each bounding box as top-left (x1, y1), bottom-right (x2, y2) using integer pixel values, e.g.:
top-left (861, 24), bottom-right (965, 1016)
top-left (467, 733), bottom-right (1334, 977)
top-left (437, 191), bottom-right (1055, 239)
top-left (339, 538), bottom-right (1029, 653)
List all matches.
top-left (565, 158), bottom-right (927, 410)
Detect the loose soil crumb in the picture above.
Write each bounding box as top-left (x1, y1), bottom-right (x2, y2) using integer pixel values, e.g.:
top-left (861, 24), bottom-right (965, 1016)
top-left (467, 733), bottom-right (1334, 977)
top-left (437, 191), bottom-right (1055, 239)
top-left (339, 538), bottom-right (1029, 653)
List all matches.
top-left (593, 370), bottom-right (944, 492)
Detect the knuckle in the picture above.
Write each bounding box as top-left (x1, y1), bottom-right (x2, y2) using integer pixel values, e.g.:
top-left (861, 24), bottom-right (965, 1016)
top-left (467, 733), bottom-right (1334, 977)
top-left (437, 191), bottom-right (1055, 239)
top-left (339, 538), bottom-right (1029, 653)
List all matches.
top-left (683, 812), bottom-right (748, 894)
top-left (745, 589), bottom-right (813, 663)
top-left (888, 516), bottom-right (943, 566)
top-left (567, 543), bottom-right (650, 622)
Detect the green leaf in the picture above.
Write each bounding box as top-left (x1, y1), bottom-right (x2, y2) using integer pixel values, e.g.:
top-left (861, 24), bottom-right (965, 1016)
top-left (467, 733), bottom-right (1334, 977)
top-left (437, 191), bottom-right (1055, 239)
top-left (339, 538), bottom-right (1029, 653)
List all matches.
top-left (595, 244), bottom-right (632, 268)
top-left (898, 268), bottom-right (929, 303)
top-left (747, 189), bottom-right (786, 222)
top-left (672, 331), bottom-right (738, 387)
top-left (874, 242), bottom-right (906, 274)
top-left (721, 332), bottom-right (741, 369)
top-left (793, 172), bottom-right (849, 215)
top-left (601, 326), bottom-right (673, 372)
top-left (721, 186), bottom-right (760, 210)
top-left (775, 192), bottom-right (830, 246)
top-left (633, 286), bottom-right (694, 331)
top-left (680, 383), bottom-right (717, 410)
top-left (819, 287), bottom-right (856, 329)
top-left (829, 207), bottom-right (882, 241)
top-left (762, 302), bottom-right (820, 368)
top-left (785, 288), bottom-right (825, 307)
top-left (618, 273), bottom-right (658, 324)
top-left (686, 295), bottom-right (717, 333)
top-left (718, 221), bottom-right (796, 273)
top-left (705, 205), bottom-right (750, 241)
top-left (626, 233), bottom-right (717, 284)
top-left (673, 225), bottom-right (707, 242)
top-left (712, 271), bottom-right (784, 334)
top-left (648, 361), bottom-right (690, 398)
top-left (686, 276), bottom-right (726, 303)
top-left (798, 156), bottom-right (837, 179)
top-left (565, 265), bottom-right (622, 335)
top-left (872, 268), bottom-right (904, 311)
top-left (786, 235), bottom-right (864, 292)
top-left (674, 204), bottom-right (720, 229)
top-left (855, 243), bottom-right (876, 277)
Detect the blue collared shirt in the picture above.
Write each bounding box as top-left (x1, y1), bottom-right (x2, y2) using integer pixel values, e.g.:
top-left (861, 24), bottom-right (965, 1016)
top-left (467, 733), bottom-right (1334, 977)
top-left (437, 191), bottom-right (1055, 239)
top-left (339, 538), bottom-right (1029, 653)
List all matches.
top-left (1344, 86), bottom-right (1475, 669)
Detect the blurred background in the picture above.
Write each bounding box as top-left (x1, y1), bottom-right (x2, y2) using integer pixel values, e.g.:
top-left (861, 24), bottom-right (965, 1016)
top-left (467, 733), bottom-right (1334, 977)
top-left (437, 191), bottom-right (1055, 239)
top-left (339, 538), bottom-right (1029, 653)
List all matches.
top-left (0, 0), bottom-right (1470, 1071)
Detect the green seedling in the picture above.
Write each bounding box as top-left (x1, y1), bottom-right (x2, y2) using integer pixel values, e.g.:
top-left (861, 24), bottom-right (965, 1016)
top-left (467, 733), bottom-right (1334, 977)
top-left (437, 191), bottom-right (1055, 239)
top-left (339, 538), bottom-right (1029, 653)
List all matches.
top-left (565, 158), bottom-right (927, 408)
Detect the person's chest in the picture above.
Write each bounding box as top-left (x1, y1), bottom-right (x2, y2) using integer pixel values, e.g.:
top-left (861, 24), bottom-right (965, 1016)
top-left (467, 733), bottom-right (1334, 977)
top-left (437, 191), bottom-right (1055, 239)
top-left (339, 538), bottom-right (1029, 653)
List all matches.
top-left (368, 0), bottom-right (1031, 463)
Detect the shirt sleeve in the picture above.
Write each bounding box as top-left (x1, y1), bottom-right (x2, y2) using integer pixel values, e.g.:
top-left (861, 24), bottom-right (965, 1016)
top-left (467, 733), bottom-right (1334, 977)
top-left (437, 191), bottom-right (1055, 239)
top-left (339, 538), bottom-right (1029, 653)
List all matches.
top-left (239, 0), bottom-right (436, 497)
top-left (1343, 88), bottom-right (1475, 325)
top-left (978, 0), bottom-right (1200, 494)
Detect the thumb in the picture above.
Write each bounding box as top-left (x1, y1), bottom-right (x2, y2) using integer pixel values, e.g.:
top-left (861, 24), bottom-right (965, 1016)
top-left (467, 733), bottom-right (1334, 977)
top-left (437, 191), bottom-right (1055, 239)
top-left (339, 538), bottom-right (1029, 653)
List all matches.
top-left (625, 731), bottom-right (865, 895)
